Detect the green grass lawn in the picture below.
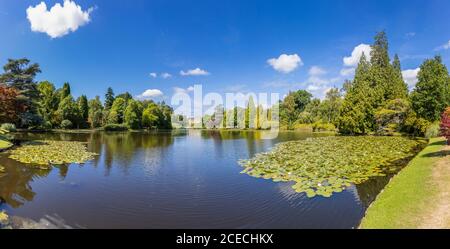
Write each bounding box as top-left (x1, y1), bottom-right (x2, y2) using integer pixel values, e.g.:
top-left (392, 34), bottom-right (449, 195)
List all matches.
top-left (360, 137), bottom-right (447, 229)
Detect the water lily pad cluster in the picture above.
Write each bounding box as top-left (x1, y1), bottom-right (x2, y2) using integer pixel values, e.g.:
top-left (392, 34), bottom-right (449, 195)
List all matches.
top-left (239, 136), bottom-right (425, 198)
top-left (0, 211), bottom-right (8, 223)
top-left (8, 140), bottom-right (97, 169)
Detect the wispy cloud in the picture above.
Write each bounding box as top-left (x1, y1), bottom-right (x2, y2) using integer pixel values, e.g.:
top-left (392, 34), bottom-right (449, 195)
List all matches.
top-left (435, 40), bottom-right (450, 51)
top-left (180, 68), bottom-right (210, 76)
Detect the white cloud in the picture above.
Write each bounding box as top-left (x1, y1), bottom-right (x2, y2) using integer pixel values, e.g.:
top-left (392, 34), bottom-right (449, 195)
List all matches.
top-left (26, 0), bottom-right (93, 38)
top-left (406, 32), bottom-right (416, 38)
top-left (343, 44), bottom-right (372, 67)
top-left (180, 68), bottom-right (210, 76)
top-left (436, 40), bottom-right (450, 51)
top-left (149, 73), bottom-right (157, 78)
top-left (305, 70), bottom-right (340, 99)
top-left (136, 89), bottom-right (163, 100)
top-left (173, 86), bottom-right (194, 94)
top-left (402, 68), bottom-right (420, 88)
top-left (340, 67), bottom-right (355, 77)
top-left (308, 66), bottom-right (326, 76)
top-left (267, 54), bottom-right (303, 74)
top-left (161, 72), bottom-right (172, 79)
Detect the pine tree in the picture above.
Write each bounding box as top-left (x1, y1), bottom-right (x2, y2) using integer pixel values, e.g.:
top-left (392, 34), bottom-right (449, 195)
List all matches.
top-left (77, 95), bottom-right (89, 128)
top-left (411, 56), bottom-right (450, 122)
top-left (105, 87), bottom-right (115, 110)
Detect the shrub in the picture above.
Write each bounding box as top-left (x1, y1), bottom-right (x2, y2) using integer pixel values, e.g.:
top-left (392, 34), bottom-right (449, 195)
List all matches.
top-left (41, 121), bottom-right (53, 130)
top-left (402, 111), bottom-right (431, 137)
top-left (312, 122), bottom-right (336, 132)
top-left (0, 123), bottom-right (16, 132)
top-left (440, 107), bottom-right (450, 143)
top-left (425, 122), bottom-right (441, 139)
top-left (60, 120), bottom-right (73, 130)
top-left (103, 124), bottom-right (129, 131)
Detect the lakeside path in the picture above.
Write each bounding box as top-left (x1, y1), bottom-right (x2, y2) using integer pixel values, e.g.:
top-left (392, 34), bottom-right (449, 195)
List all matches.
top-left (360, 137), bottom-right (450, 229)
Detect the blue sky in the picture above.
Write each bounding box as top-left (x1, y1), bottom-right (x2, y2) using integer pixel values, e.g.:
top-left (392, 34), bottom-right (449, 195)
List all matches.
top-left (0, 0), bottom-right (449, 102)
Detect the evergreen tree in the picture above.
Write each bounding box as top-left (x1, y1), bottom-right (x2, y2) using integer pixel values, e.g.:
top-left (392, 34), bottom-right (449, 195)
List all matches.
top-left (233, 106), bottom-right (238, 128)
top-left (77, 95), bottom-right (89, 128)
top-left (104, 87), bottom-right (115, 110)
top-left (60, 82), bottom-right (71, 100)
top-left (0, 58), bottom-right (42, 127)
top-left (411, 56), bottom-right (450, 122)
top-left (338, 53), bottom-right (374, 134)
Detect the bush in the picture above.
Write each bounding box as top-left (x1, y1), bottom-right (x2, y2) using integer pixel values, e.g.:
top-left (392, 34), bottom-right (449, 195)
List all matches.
top-left (60, 120), bottom-right (73, 130)
top-left (1, 123), bottom-right (16, 132)
top-left (103, 124), bottom-right (129, 131)
top-left (312, 122), bottom-right (336, 132)
top-left (402, 111), bottom-right (431, 137)
top-left (39, 121), bottom-right (53, 130)
top-left (425, 122), bottom-right (440, 139)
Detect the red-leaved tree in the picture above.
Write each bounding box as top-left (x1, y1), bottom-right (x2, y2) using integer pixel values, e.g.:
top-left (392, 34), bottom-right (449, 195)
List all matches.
top-left (441, 107), bottom-right (450, 144)
top-left (0, 84), bottom-right (25, 124)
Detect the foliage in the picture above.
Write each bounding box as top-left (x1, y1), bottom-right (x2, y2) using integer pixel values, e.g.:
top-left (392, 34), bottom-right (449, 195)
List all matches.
top-left (88, 96), bottom-right (104, 128)
top-left (411, 56), bottom-right (450, 122)
top-left (103, 123), bottom-right (129, 131)
top-left (312, 121), bottom-right (336, 132)
top-left (374, 99), bottom-right (410, 135)
top-left (142, 103), bottom-right (161, 129)
top-left (0, 58), bottom-right (42, 127)
top-left (104, 87), bottom-right (115, 110)
top-left (402, 110), bottom-right (431, 137)
top-left (8, 140), bottom-right (97, 169)
top-left (55, 95), bottom-right (80, 127)
top-left (124, 99), bottom-right (143, 129)
top-left (0, 85), bottom-right (24, 124)
top-left (338, 32), bottom-right (409, 135)
top-left (239, 136), bottom-right (425, 198)
top-left (59, 82), bottom-right (71, 101)
top-left (77, 95), bottom-right (89, 128)
top-left (425, 122), bottom-right (440, 139)
top-left (440, 107), bottom-right (450, 143)
top-left (60, 119), bottom-right (73, 130)
top-left (116, 92), bottom-right (133, 102)
top-left (1, 123), bottom-right (16, 132)
top-left (107, 97), bottom-right (127, 124)
top-left (280, 90), bottom-right (312, 129)
top-left (37, 81), bottom-right (59, 126)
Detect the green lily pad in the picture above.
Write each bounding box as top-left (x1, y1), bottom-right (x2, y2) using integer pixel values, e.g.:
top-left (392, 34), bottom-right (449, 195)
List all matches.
top-left (8, 140), bottom-right (98, 168)
top-left (239, 136), bottom-right (426, 198)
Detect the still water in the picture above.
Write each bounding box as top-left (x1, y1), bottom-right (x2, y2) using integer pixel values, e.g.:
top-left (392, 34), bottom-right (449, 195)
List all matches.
top-left (0, 130), bottom-right (391, 228)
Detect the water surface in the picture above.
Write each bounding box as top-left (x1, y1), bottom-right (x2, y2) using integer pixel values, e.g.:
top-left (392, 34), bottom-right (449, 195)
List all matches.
top-left (0, 130), bottom-right (391, 228)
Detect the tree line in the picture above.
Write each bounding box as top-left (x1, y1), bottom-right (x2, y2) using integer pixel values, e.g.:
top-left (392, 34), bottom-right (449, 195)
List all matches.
top-left (0, 59), bottom-right (173, 130)
top-left (279, 31), bottom-right (450, 136)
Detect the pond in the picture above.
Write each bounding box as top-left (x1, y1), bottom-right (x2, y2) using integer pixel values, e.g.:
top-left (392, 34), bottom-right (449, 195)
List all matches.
top-left (0, 130), bottom-right (398, 228)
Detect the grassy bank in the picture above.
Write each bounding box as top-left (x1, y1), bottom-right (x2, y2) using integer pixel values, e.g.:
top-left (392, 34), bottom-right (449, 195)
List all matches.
top-left (360, 137), bottom-right (448, 228)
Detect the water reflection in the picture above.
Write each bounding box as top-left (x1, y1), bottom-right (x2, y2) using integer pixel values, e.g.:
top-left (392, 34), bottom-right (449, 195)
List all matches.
top-left (0, 130), bottom-right (412, 228)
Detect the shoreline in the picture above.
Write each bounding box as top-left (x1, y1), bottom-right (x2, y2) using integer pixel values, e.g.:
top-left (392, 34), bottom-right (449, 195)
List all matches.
top-left (359, 137), bottom-right (448, 228)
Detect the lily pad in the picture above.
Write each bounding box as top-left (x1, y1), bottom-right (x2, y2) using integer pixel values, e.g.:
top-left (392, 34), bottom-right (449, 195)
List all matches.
top-left (239, 136), bottom-right (426, 198)
top-left (0, 211), bottom-right (8, 223)
top-left (8, 140), bottom-right (98, 169)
